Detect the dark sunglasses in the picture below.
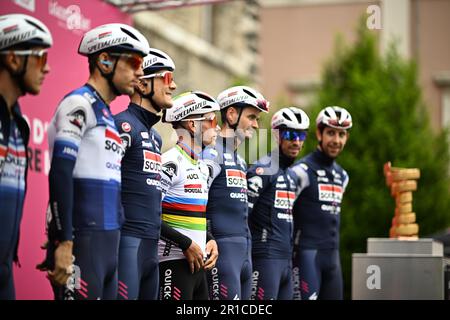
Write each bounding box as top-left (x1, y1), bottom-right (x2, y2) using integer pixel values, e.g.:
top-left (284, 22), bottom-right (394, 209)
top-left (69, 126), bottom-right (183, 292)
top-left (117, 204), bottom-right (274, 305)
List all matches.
top-left (281, 130), bottom-right (307, 141)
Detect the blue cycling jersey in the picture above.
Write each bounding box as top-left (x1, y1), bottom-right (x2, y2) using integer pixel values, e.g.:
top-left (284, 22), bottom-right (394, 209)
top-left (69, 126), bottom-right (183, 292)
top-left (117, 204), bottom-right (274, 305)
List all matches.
top-left (47, 84), bottom-right (123, 242)
top-left (0, 96), bottom-right (29, 300)
top-left (202, 136), bottom-right (250, 239)
top-left (247, 150), bottom-right (300, 259)
top-left (114, 103), bottom-right (162, 240)
top-left (291, 149), bottom-right (349, 249)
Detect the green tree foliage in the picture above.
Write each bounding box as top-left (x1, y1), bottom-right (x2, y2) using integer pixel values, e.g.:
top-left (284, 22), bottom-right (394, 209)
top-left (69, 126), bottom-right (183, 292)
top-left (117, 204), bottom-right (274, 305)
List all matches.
top-left (302, 23), bottom-right (450, 298)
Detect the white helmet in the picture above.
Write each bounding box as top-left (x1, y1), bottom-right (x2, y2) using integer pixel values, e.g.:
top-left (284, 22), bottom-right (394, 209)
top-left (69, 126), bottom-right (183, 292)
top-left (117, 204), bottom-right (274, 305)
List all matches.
top-left (316, 106), bottom-right (352, 130)
top-left (271, 107), bottom-right (310, 130)
top-left (141, 48), bottom-right (175, 76)
top-left (0, 14), bottom-right (53, 50)
top-left (217, 86), bottom-right (269, 113)
top-left (78, 23), bottom-right (149, 56)
top-left (165, 91), bottom-right (220, 122)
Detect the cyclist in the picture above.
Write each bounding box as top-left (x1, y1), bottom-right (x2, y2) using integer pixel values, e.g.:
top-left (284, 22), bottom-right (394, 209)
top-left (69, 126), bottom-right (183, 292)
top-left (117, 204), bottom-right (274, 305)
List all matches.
top-left (203, 86), bottom-right (269, 300)
top-left (113, 48), bottom-right (176, 300)
top-left (291, 106), bottom-right (352, 300)
top-left (158, 91), bottom-right (219, 300)
top-left (0, 13), bottom-right (53, 300)
top-left (247, 107), bottom-right (309, 300)
top-left (39, 23), bottom-right (149, 300)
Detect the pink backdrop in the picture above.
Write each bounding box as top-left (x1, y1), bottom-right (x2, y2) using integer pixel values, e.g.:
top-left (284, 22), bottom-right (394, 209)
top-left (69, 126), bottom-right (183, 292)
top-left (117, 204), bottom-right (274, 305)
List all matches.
top-left (1, 0), bottom-right (132, 299)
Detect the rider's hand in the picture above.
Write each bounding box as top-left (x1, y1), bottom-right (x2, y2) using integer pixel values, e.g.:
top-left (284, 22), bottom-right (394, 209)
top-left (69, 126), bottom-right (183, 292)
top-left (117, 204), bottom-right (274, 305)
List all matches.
top-left (47, 241), bottom-right (73, 286)
top-left (203, 240), bottom-right (219, 271)
top-left (183, 241), bottom-right (204, 274)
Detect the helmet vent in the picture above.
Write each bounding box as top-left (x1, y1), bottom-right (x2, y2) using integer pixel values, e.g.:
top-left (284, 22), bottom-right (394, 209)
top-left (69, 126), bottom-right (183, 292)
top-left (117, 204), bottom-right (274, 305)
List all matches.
top-left (151, 50), bottom-right (166, 59)
top-left (196, 92), bottom-right (215, 103)
top-left (282, 111), bottom-right (292, 121)
top-left (26, 19), bottom-right (44, 32)
top-left (120, 27), bottom-right (139, 41)
top-left (243, 88), bottom-right (257, 98)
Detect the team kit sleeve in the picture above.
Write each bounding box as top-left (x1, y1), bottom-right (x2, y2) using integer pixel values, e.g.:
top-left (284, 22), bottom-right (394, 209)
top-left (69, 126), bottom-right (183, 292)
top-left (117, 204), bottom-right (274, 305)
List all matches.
top-left (201, 148), bottom-right (221, 188)
top-left (291, 162), bottom-right (311, 199)
top-left (48, 94), bottom-right (94, 242)
top-left (159, 153), bottom-right (192, 251)
top-left (246, 166), bottom-right (270, 216)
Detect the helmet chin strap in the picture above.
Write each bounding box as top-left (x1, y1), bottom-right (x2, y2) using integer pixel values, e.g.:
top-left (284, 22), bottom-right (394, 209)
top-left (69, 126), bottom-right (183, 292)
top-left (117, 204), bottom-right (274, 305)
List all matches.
top-left (143, 78), bottom-right (162, 113)
top-left (227, 106), bottom-right (245, 131)
top-left (7, 55), bottom-right (30, 95)
top-left (97, 58), bottom-right (121, 96)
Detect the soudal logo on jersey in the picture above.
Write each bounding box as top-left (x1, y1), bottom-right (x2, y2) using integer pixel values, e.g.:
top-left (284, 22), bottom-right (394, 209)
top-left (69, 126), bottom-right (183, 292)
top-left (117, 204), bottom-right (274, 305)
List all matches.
top-left (318, 184), bottom-right (343, 203)
top-left (105, 127), bottom-right (124, 156)
top-left (274, 190), bottom-right (295, 210)
top-left (143, 150), bottom-right (161, 173)
top-left (184, 183), bottom-right (203, 194)
top-left (225, 169), bottom-right (247, 188)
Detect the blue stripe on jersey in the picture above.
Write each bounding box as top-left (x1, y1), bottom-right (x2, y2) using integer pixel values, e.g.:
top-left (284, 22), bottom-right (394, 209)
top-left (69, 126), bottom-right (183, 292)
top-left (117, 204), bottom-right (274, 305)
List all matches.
top-left (162, 195), bottom-right (208, 206)
top-left (73, 178), bottom-right (122, 231)
top-left (53, 140), bottom-right (79, 161)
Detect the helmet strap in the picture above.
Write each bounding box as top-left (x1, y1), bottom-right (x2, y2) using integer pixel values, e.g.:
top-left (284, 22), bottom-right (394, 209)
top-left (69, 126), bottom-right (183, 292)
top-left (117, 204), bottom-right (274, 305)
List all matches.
top-left (228, 106), bottom-right (245, 131)
top-left (97, 57), bottom-right (121, 96)
top-left (143, 78), bottom-right (162, 113)
top-left (7, 55), bottom-right (30, 95)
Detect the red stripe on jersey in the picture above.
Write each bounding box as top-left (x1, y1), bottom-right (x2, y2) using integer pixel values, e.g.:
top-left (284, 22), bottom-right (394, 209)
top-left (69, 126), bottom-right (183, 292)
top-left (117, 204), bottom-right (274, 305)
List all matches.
top-left (105, 127), bottom-right (121, 144)
top-left (162, 202), bottom-right (206, 213)
top-left (7, 148), bottom-right (27, 158)
top-left (319, 185), bottom-right (343, 193)
top-left (276, 190), bottom-right (295, 199)
top-left (184, 184), bottom-right (202, 189)
top-left (0, 146), bottom-right (7, 157)
top-left (143, 150), bottom-right (161, 162)
top-left (226, 169), bottom-right (246, 178)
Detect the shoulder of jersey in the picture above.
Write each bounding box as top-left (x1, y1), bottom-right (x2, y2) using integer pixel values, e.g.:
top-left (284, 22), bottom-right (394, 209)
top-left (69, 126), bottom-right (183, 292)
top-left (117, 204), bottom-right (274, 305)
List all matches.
top-left (114, 112), bottom-right (135, 134)
top-left (292, 160), bottom-right (309, 172)
top-left (202, 147), bottom-right (219, 161)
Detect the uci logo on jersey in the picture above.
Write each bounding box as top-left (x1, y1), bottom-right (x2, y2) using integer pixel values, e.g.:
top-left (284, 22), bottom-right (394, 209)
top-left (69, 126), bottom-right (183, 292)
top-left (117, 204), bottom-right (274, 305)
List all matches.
top-left (225, 169), bottom-right (247, 189)
top-left (143, 150), bottom-right (161, 174)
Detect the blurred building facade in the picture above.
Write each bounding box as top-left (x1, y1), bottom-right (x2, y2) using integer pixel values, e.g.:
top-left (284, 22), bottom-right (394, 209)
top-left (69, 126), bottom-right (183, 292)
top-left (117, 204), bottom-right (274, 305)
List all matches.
top-left (259, 0), bottom-right (450, 131)
top-left (110, 0), bottom-right (449, 132)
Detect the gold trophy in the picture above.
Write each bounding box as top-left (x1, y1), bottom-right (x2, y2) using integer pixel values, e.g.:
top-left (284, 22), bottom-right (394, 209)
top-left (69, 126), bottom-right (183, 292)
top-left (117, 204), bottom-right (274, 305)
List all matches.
top-left (383, 162), bottom-right (420, 239)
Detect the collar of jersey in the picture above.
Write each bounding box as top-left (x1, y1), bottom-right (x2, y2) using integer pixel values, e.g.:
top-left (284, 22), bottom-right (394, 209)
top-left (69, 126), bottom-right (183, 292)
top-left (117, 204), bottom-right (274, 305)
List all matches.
top-left (314, 148), bottom-right (335, 167)
top-left (176, 141), bottom-right (199, 164)
top-left (128, 103), bottom-right (161, 130)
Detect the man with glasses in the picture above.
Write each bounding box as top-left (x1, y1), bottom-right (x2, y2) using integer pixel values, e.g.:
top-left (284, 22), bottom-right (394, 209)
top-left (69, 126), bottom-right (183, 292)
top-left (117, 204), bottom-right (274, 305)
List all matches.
top-left (291, 106), bottom-right (352, 300)
top-left (202, 86), bottom-right (269, 300)
top-left (0, 13), bottom-right (53, 300)
top-left (158, 91), bottom-right (219, 300)
top-left (113, 48), bottom-right (176, 300)
top-left (247, 107), bottom-right (310, 300)
top-left (38, 23), bottom-right (149, 300)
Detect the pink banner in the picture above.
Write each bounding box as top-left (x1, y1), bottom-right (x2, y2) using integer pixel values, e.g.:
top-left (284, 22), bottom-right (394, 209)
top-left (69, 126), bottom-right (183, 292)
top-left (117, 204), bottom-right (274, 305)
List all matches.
top-left (1, 0), bottom-right (132, 299)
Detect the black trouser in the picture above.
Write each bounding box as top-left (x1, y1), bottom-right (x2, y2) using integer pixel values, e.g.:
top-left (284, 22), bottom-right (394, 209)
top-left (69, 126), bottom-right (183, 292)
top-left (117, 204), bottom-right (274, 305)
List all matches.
top-left (159, 259), bottom-right (209, 300)
top-left (51, 230), bottom-right (120, 300)
top-left (117, 236), bottom-right (159, 300)
top-left (0, 242), bottom-right (15, 300)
